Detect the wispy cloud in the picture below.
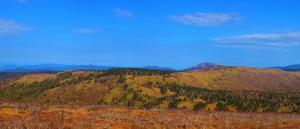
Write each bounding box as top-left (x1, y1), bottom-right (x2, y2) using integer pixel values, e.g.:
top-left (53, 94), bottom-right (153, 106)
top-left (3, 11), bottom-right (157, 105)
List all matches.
top-left (115, 8), bottom-right (133, 18)
top-left (170, 12), bottom-right (240, 27)
top-left (74, 28), bottom-right (103, 35)
top-left (214, 32), bottom-right (300, 48)
top-left (0, 19), bottom-right (32, 35)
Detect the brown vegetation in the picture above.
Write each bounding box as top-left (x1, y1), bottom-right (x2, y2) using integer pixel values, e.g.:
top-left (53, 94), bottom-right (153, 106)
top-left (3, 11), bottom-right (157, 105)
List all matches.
top-left (0, 102), bottom-right (300, 129)
top-left (1, 68), bottom-right (300, 112)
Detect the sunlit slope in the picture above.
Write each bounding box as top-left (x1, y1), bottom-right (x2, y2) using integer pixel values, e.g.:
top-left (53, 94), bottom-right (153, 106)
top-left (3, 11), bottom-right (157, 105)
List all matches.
top-left (2, 67), bottom-right (300, 93)
top-left (123, 67), bottom-right (300, 92)
top-left (175, 67), bottom-right (300, 91)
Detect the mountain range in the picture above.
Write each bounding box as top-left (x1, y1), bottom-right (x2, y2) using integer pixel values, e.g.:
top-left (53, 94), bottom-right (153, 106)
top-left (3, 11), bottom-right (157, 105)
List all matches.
top-left (0, 64), bottom-right (112, 72)
top-left (1, 62), bottom-right (299, 72)
top-left (270, 64), bottom-right (300, 72)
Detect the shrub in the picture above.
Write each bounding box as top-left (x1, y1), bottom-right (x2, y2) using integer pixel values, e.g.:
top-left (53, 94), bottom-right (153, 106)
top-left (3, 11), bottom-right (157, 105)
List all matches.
top-left (216, 102), bottom-right (228, 111)
top-left (193, 102), bottom-right (207, 110)
top-left (159, 87), bottom-right (167, 95)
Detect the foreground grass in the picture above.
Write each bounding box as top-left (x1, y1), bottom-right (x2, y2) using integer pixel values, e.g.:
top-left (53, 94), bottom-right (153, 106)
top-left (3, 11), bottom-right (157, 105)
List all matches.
top-left (0, 103), bottom-right (300, 129)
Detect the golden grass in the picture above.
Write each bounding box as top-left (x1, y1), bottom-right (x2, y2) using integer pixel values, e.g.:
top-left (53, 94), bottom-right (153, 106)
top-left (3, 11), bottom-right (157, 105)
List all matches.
top-left (44, 81), bottom-right (109, 104)
top-left (16, 73), bottom-right (55, 83)
top-left (177, 101), bottom-right (194, 110)
top-left (173, 67), bottom-right (300, 91)
top-left (157, 101), bottom-right (169, 109)
top-left (103, 87), bottom-right (124, 104)
top-left (0, 103), bottom-right (300, 129)
top-left (205, 103), bottom-right (217, 111)
top-left (72, 71), bottom-right (93, 76)
top-left (138, 87), bottom-right (162, 97)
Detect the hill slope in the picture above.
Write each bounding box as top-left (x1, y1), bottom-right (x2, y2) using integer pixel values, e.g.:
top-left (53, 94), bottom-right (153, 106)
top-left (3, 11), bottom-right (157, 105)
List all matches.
top-left (0, 67), bottom-right (300, 112)
top-left (177, 67), bottom-right (300, 91)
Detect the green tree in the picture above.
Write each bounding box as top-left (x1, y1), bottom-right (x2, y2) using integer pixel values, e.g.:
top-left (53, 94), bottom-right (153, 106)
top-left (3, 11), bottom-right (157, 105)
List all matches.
top-left (159, 87), bottom-right (167, 95)
top-left (216, 102), bottom-right (228, 111)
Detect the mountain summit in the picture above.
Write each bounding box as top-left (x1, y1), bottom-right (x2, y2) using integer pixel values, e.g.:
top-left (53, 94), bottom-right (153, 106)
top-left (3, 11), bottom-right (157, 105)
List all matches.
top-left (185, 62), bottom-right (222, 71)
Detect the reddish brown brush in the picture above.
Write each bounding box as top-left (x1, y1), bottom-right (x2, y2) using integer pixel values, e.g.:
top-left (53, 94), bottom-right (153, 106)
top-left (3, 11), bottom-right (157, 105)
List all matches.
top-left (0, 103), bottom-right (300, 129)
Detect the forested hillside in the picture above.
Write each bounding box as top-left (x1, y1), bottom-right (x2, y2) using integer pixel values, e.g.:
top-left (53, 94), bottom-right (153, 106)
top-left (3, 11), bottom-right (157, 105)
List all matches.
top-left (1, 67), bottom-right (300, 112)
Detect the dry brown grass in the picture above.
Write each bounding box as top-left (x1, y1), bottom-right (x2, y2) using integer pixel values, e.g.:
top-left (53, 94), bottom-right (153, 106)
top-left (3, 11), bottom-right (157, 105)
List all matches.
top-left (175, 67), bottom-right (300, 92)
top-left (0, 102), bottom-right (300, 129)
top-left (15, 73), bottom-right (56, 84)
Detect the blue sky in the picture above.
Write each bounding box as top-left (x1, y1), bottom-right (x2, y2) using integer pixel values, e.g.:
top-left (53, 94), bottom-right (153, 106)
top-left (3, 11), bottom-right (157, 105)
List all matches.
top-left (1, 0), bottom-right (300, 69)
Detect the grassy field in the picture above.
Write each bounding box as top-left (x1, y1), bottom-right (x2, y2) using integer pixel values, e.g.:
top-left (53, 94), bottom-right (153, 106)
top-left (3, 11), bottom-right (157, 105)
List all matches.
top-left (1, 103), bottom-right (300, 129)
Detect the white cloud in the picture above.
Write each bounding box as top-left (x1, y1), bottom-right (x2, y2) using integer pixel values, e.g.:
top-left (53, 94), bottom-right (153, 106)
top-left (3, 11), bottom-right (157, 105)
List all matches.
top-left (0, 19), bottom-right (32, 35)
top-left (115, 8), bottom-right (133, 18)
top-left (74, 28), bottom-right (103, 35)
top-left (170, 12), bottom-right (240, 27)
top-left (214, 32), bottom-right (300, 48)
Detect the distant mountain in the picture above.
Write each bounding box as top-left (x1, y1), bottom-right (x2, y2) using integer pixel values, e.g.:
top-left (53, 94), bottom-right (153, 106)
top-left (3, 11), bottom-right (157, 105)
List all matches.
top-left (0, 64), bottom-right (177, 73)
top-left (0, 65), bottom-right (19, 71)
top-left (185, 62), bottom-right (223, 71)
top-left (0, 72), bottom-right (27, 80)
top-left (0, 64), bottom-right (113, 72)
top-left (142, 66), bottom-right (174, 71)
top-left (59, 65), bottom-right (112, 71)
top-left (270, 64), bottom-right (300, 72)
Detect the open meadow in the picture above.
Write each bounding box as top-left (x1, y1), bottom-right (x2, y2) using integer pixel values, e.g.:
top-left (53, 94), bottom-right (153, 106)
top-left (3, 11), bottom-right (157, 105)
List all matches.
top-left (1, 103), bottom-right (300, 129)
